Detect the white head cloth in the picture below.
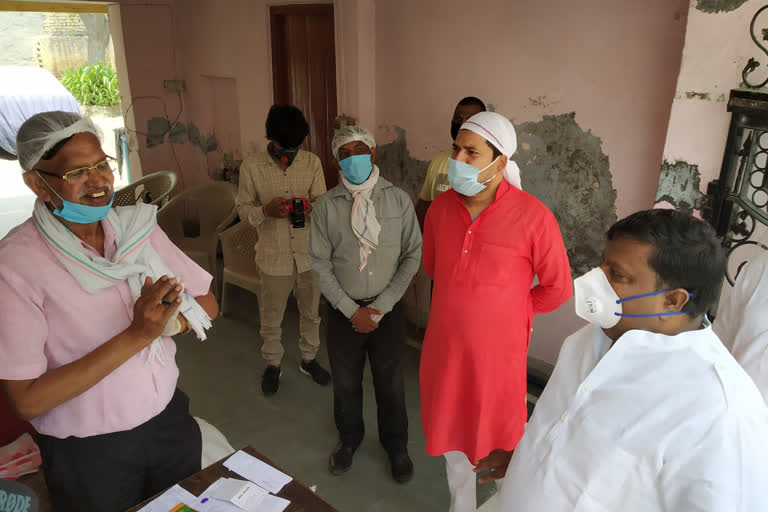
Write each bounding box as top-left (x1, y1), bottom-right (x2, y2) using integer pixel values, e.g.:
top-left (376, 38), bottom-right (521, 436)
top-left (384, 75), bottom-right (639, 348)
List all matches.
top-left (16, 111), bottom-right (101, 172)
top-left (460, 112), bottom-right (522, 190)
top-left (331, 125), bottom-right (377, 160)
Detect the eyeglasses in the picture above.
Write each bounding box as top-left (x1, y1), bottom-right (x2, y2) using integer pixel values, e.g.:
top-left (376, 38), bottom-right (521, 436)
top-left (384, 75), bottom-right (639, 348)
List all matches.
top-left (34, 156), bottom-right (117, 186)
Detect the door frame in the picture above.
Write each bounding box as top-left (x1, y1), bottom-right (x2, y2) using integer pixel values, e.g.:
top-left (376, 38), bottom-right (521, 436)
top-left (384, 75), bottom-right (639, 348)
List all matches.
top-left (269, 3), bottom-right (338, 187)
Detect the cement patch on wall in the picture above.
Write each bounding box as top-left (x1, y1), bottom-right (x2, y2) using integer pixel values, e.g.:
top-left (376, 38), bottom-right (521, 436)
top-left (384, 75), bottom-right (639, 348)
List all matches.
top-left (146, 117), bottom-right (170, 148)
top-left (377, 113), bottom-right (618, 277)
top-left (375, 126), bottom-right (430, 201)
top-left (145, 119), bottom-right (218, 154)
top-left (655, 159), bottom-right (705, 214)
top-left (695, 0), bottom-right (748, 13)
top-left (515, 113), bottom-right (618, 276)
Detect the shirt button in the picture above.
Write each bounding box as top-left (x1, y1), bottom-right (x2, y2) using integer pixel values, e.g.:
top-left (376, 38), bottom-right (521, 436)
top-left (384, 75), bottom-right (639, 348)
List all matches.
top-left (464, 250), bottom-right (468, 254)
top-left (716, 362), bottom-right (726, 370)
top-left (369, 271), bottom-right (373, 276)
top-left (580, 386), bottom-right (588, 393)
top-left (561, 414), bottom-right (568, 422)
top-left (468, 230), bottom-right (472, 234)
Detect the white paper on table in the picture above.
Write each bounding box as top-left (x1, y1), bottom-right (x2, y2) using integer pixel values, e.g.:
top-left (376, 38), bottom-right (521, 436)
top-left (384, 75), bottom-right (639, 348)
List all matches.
top-left (137, 484), bottom-right (197, 512)
top-left (207, 478), bottom-right (268, 511)
top-left (222, 451), bottom-right (292, 494)
top-left (197, 478), bottom-right (290, 512)
top-left (253, 495), bottom-right (290, 512)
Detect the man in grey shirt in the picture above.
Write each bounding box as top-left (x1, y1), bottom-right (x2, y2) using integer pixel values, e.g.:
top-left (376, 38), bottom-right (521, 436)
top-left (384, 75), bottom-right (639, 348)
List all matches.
top-left (310, 126), bottom-right (422, 484)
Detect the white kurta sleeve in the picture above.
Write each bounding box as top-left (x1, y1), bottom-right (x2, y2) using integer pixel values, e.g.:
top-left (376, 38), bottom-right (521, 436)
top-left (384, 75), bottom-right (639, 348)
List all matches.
top-left (659, 412), bottom-right (768, 512)
top-left (713, 251), bottom-right (768, 401)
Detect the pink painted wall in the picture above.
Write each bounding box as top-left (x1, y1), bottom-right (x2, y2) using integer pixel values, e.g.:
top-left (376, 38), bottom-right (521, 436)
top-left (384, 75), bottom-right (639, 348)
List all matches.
top-left (335, 0), bottom-right (375, 128)
top-left (374, 0), bottom-right (688, 219)
top-left (372, 0), bottom-right (689, 363)
top-left (659, 1), bottom-right (768, 318)
top-left (173, 0), bottom-right (272, 186)
top-left (112, 0), bottom-right (332, 190)
top-left (110, 0), bottom-right (695, 364)
top-left (660, 0), bottom-right (761, 198)
top-left (111, 0), bottom-right (192, 183)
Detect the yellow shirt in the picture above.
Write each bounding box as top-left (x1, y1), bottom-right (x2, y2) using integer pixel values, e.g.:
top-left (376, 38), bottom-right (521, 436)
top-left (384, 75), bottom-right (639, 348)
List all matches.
top-left (418, 149), bottom-right (452, 201)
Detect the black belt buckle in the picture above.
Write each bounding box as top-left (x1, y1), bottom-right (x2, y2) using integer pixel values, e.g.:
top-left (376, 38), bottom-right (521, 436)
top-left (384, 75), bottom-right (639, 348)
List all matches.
top-left (356, 297), bottom-right (376, 307)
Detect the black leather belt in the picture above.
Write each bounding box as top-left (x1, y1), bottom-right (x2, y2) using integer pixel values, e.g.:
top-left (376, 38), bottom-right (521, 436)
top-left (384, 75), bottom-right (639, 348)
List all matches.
top-left (354, 297), bottom-right (376, 306)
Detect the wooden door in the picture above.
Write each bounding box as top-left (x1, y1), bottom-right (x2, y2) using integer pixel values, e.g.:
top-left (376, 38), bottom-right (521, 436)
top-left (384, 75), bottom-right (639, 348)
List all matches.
top-left (271, 4), bottom-right (338, 188)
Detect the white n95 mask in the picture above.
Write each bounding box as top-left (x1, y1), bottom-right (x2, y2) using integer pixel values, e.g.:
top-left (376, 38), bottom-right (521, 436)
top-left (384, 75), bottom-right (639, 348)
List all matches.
top-left (574, 267), bottom-right (697, 328)
top-left (574, 267), bottom-right (622, 328)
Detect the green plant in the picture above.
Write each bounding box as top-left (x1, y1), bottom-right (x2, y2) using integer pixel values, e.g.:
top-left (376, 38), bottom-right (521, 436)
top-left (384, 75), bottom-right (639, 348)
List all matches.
top-left (60, 62), bottom-right (120, 107)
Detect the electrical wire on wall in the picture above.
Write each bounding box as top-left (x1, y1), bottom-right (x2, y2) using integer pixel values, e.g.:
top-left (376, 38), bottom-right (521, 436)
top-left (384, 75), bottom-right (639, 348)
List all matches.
top-left (121, 89), bottom-right (186, 191)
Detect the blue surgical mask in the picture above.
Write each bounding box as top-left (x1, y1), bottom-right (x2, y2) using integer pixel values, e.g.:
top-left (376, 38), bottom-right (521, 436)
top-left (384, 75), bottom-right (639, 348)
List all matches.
top-left (447, 157), bottom-right (499, 196)
top-left (339, 154), bottom-right (373, 184)
top-left (53, 195), bottom-right (114, 224)
top-left (36, 171), bottom-right (113, 224)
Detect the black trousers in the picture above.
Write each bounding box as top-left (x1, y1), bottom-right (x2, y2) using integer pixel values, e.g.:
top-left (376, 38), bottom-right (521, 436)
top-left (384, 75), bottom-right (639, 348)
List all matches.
top-left (37, 388), bottom-right (201, 512)
top-left (326, 301), bottom-right (408, 454)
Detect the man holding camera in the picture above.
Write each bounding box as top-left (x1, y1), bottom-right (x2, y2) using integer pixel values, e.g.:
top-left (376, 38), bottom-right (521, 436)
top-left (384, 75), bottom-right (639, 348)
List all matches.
top-left (236, 104), bottom-right (330, 396)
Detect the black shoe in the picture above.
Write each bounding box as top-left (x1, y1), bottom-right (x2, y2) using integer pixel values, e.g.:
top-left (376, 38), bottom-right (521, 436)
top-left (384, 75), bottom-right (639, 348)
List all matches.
top-left (261, 365), bottom-right (281, 396)
top-left (389, 451), bottom-right (414, 484)
top-left (329, 443), bottom-right (356, 475)
top-left (300, 359), bottom-right (331, 386)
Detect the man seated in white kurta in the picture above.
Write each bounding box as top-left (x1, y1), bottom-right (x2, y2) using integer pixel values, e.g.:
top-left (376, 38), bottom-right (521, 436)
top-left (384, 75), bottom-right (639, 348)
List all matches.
top-left (474, 209), bottom-right (768, 512)
top-left (714, 249), bottom-right (768, 402)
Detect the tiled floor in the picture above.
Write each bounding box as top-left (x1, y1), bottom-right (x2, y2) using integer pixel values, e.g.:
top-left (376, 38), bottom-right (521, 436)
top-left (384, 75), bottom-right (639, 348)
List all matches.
top-left (175, 285), bottom-right (498, 511)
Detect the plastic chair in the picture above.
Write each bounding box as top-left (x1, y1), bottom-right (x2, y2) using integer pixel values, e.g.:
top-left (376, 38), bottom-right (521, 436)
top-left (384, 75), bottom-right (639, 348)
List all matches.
top-left (157, 181), bottom-right (238, 297)
top-left (218, 221), bottom-right (260, 316)
top-left (113, 170), bottom-right (177, 208)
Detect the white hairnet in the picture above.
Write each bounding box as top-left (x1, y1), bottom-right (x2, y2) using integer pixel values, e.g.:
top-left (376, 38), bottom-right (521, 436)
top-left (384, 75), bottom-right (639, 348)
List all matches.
top-left (331, 125), bottom-right (376, 160)
top-left (16, 111), bottom-right (101, 172)
top-left (460, 112), bottom-right (522, 190)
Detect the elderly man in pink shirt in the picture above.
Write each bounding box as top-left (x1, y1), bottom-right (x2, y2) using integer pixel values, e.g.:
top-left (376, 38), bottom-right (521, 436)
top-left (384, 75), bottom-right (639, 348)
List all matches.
top-left (0, 112), bottom-right (218, 511)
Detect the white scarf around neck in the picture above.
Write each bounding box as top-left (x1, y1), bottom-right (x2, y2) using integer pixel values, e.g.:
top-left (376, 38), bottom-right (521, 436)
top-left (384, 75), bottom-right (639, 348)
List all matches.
top-left (340, 165), bottom-right (381, 271)
top-left (32, 199), bottom-right (212, 365)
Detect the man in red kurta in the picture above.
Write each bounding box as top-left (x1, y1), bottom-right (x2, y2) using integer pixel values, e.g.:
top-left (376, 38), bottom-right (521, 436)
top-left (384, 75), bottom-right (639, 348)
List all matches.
top-left (420, 112), bottom-right (572, 512)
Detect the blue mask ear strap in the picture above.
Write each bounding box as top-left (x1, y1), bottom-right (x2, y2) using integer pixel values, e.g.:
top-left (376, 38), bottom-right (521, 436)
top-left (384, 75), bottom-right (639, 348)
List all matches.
top-left (616, 289), bottom-right (696, 304)
top-left (614, 290), bottom-right (697, 317)
top-left (616, 289), bottom-right (669, 304)
top-left (615, 311), bottom-right (691, 318)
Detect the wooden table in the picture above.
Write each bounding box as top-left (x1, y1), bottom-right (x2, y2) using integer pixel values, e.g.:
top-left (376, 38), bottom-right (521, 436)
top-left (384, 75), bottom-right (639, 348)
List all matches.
top-left (127, 446), bottom-right (339, 512)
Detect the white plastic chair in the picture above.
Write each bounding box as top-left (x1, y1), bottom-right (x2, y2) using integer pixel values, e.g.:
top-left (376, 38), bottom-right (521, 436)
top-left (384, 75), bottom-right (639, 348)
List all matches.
top-left (218, 221), bottom-right (260, 316)
top-left (157, 181), bottom-right (238, 296)
top-left (113, 170), bottom-right (177, 207)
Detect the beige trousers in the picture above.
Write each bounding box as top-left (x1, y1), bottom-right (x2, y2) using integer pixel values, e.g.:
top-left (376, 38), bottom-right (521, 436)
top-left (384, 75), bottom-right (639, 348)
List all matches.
top-left (256, 263), bottom-right (321, 366)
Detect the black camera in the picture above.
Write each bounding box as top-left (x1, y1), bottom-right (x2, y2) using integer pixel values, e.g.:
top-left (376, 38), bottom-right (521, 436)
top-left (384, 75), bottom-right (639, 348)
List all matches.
top-left (282, 197), bottom-right (309, 228)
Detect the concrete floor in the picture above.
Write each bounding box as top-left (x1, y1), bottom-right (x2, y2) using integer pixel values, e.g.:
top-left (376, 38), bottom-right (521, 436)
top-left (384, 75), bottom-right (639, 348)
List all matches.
top-left (175, 284), bottom-right (498, 511)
